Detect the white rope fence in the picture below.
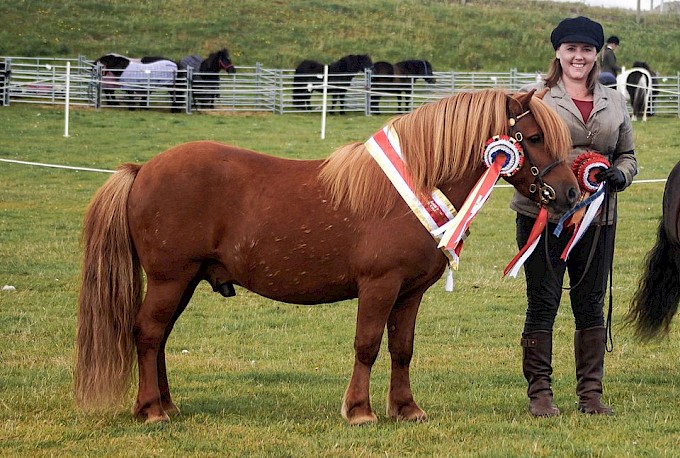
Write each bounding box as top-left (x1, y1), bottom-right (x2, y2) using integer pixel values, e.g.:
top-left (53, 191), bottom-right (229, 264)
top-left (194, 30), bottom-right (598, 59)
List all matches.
top-left (0, 157), bottom-right (669, 187)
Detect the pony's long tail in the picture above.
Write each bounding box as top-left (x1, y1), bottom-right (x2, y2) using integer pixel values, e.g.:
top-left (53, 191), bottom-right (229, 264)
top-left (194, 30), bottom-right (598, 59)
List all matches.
top-left (74, 163), bottom-right (143, 409)
top-left (626, 219), bottom-right (680, 340)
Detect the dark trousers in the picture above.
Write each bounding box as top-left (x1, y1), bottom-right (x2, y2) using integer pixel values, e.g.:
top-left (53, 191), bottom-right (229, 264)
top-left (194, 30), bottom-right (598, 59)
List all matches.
top-left (516, 213), bottom-right (615, 332)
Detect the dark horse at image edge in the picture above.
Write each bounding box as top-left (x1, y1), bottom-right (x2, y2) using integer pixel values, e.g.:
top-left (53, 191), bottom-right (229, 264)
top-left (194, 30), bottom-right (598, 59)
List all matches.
top-left (293, 54), bottom-right (373, 114)
top-left (74, 89), bottom-right (580, 425)
top-left (627, 159), bottom-right (680, 339)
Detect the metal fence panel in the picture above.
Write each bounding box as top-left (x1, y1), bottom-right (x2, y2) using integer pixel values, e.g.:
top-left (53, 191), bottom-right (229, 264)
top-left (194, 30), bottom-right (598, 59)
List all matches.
top-left (1, 56), bottom-right (678, 118)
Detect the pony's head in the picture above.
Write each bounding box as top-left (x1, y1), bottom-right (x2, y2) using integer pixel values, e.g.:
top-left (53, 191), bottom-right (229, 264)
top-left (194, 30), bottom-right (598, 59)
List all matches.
top-left (94, 54), bottom-right (130, 76)
top-left (421, 60), bottom-right (435, 84)
top-left (216, 48), bottom-right (236, 74)
top-left (503, 90), bottom-right (579, 214)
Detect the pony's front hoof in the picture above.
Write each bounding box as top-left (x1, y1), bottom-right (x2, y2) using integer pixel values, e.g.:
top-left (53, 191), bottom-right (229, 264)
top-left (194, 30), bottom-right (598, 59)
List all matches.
top-left (346, 411), bottom-right (378, 426)
top-left (388, 403), bottom-right (428, 422)
top-left (163, 401), bottom-right (181, 417)
top-left (342, 405), bottom-right (378, 426)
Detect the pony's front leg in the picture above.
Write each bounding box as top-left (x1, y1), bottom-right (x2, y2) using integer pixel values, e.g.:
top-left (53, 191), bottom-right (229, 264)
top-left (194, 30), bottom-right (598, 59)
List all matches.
top-left (342, 286), bottom-right (397, 425)
top-left (386, 292), bottom-right (427, 422)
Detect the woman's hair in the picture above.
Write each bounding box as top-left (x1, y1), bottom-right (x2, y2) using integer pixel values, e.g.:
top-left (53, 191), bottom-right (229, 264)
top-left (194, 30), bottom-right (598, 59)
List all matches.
top-left (544, 57), bottom-right (600, 93)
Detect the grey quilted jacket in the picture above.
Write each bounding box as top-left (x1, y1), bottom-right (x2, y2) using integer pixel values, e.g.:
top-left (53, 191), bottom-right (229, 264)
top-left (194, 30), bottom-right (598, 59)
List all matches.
top-left (510, 80), bottom-right (638, 225)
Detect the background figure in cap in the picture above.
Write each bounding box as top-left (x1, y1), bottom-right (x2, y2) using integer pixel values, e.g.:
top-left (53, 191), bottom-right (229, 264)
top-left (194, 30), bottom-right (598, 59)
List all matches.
top-left (599, 36), bottom-right (621, 86)
top-left (511, 16), bottom-right (637, 418)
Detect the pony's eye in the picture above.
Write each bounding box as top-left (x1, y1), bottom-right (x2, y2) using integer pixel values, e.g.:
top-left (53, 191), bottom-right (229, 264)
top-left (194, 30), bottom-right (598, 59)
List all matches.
top-left (528, 135), bottom-right (542, 144)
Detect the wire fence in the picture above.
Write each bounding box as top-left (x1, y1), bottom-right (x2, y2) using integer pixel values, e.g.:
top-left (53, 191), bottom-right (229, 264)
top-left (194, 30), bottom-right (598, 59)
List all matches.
top-left (1, 55), bottom-right (679, 117)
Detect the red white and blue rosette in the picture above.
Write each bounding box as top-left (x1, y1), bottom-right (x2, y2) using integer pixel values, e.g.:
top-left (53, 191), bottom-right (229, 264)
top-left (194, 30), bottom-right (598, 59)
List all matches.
top-left (553, 151), bottom-right (610, 260)
top-left (572, 151), bottom-right (611, 194)
top-left (483, 135), bottom-right (524, 177)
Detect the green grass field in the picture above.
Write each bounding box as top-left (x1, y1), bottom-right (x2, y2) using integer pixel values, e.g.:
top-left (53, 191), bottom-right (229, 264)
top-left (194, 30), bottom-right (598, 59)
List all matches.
top-left (2, 0), bottom-right (680, 73)
top-left (1, 103), bottom-right (680, 456)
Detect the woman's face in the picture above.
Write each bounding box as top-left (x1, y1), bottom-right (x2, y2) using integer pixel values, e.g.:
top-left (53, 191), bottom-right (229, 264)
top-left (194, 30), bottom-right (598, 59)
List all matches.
top-left (556, 42), bottom-right (597, 82)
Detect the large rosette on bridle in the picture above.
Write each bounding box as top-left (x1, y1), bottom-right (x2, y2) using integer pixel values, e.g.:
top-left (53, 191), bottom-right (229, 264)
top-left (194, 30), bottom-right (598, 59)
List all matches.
top-left (554, 151), bottom-right (610, 260)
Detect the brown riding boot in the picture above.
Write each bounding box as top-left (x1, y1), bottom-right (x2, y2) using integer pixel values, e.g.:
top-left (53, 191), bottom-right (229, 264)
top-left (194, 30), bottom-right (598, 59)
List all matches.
top-left (574, 326), bottom-right (614, 415)
top-left (521, 331), bottom-right (560, 417)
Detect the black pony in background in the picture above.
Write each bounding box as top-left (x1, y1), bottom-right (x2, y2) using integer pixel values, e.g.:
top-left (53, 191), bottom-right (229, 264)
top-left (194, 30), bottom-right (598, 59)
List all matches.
top-left (369, 61), bottom-right (394, 114)
top-left (369, 59), bottom-right (435, 113)
top-left (625, 61), bottom-right (658, 121)
top-left (179, 48), bottom-right (235, 109)
top-left (293, 54), bottom-right (373, 114)
top-left (95, 53), bottom-right (180, 111)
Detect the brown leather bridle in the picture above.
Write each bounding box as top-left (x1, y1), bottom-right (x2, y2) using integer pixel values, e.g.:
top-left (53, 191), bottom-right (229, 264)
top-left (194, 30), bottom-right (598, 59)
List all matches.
top-left (508, 109), bottom-right (563, 205)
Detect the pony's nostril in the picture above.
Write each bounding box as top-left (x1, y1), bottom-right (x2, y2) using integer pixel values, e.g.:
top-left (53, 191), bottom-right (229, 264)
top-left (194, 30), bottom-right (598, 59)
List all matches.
top-left (568, 186), bottom-right (579, 204)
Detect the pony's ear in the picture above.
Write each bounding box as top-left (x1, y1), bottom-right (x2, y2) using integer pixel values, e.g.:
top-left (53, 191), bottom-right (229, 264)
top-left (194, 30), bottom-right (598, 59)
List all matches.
top-left (508, 89), bottom-right (536, 116)
top-left (536, 88), bottom-right (549, 99)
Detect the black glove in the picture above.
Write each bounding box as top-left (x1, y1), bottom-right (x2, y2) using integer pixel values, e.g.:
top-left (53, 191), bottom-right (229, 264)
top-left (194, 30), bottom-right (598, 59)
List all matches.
top-left (596, 166), bottom-right (626, 191)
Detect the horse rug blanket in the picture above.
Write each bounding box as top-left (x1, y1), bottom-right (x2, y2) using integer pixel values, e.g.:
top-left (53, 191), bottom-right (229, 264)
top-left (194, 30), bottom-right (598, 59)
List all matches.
top-left (120, 60), bottom-right (177, 90)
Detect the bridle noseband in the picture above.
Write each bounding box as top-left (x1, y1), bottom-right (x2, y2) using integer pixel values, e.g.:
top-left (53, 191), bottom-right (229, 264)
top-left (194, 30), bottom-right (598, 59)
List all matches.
top-left (508, 109), bottom-right (562, 205)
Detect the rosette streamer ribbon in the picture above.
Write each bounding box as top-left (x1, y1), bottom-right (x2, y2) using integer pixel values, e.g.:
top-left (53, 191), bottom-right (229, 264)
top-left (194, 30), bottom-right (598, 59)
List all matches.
top-left (437, 135), bottom-right (525, 254)
top-left (364, 126), bottom-right (460, 290)
top-left (503, 206), bottom-right (549, 278)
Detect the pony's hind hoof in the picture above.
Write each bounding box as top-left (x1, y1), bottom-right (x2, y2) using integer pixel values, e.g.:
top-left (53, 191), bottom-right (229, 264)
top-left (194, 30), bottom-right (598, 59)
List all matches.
top-left (216, 282), bottom-right (236, 298)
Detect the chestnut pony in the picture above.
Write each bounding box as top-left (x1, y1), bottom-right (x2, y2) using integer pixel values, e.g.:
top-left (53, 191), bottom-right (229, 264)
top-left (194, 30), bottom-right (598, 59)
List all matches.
top-left (627, 159), bottom-right (680, 339)
top-left (75, 89), bottom-right (579, 425)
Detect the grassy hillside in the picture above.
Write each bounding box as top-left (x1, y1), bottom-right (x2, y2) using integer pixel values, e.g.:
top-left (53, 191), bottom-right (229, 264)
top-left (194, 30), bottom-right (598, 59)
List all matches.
top-left (1, 0), bottom-right (679, 73)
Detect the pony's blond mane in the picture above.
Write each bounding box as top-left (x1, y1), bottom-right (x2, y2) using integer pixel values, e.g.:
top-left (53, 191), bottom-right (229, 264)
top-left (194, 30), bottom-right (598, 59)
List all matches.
top-left (319, 89), bottom-right (570, 218)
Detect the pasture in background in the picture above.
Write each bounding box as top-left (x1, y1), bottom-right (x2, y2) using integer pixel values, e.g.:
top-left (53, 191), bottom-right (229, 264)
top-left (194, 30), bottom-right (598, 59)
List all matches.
top-left (1, 104), bottom-right (680, 455)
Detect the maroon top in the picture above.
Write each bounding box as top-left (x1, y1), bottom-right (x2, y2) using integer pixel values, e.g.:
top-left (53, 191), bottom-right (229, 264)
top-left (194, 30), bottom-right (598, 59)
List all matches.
top-left (572, 98), bottom-right (594, 123)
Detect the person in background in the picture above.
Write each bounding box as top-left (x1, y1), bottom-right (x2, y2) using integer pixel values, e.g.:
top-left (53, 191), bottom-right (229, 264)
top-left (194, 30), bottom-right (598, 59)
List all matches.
top-left (512, 17), bottom-right (637, 417)
top-left (599, 35), bottom-right (620, 86)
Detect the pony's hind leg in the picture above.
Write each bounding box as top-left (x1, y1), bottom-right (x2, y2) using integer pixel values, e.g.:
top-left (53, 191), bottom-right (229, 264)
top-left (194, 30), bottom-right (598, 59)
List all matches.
top-left (156, 275), bottom-right (202, 417)
top-left (385, 292), bottom-right (427, 422)
top-left (133, 270), bottom-right (199, 423)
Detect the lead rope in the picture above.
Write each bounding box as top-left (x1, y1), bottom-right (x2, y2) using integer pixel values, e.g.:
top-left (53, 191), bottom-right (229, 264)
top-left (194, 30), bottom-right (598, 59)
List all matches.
top-left (604, 187), bottom-right (616, 352)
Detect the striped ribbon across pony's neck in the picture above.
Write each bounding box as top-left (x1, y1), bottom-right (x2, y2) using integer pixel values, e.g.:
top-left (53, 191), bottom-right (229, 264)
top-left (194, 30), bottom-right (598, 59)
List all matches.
top-left (364, 126), bottom-right (460, 290)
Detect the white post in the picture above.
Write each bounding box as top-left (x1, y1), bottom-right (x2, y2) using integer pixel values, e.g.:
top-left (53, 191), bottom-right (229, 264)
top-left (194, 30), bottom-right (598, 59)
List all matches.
top-left (320, 65), bottom-right (328, 140)
top-left (64, 61), bottom-right (70, 138)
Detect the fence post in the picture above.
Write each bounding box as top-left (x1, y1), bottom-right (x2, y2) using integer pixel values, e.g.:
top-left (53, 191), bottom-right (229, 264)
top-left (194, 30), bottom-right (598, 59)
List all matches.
top-left (277, 69), bottom-right (284, 114)
top-left (1, 57), bottom-right (10, 106)
top-left (93, 62), bottom-right (102, 109)
top-left (64, 61), bottom-right (70, 138)
top-left (186, 67), bottom-right (193, 114)
top-left (321, 65), bottom-right (328, 139)
top-left (365, 68), bottom-right (372, 116)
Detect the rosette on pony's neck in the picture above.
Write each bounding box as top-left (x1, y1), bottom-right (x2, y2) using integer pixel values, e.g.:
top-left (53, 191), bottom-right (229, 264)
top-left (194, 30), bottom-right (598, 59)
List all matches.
top-left (437, 135), bottom-right (524, 252)
top-left (483, 135), bottom-right (525, 176)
